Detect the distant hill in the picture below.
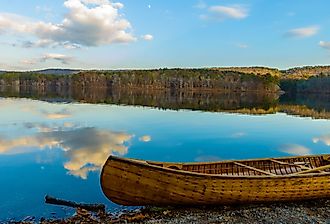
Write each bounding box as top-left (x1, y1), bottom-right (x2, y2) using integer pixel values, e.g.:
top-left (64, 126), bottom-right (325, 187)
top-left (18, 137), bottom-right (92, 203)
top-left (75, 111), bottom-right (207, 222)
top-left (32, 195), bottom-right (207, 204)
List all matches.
top-left (33, 69), bottom-right (81, 75)
top-left (0, 69), bottom-right (80, 75)
top-left (282, 66), bottom-right (330, 80)
top-left (211, 67), bottom-right (281, 77)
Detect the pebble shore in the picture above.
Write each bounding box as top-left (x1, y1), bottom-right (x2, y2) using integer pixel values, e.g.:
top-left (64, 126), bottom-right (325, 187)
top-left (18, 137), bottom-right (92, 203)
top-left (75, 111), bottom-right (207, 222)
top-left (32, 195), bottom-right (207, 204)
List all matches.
top-left (14, 199), bottom-right (330, 224)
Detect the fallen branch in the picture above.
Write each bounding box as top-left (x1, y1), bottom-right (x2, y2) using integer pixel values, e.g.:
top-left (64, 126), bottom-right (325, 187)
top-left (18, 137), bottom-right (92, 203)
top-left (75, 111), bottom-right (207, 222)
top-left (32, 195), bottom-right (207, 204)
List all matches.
top-left (45, 195), bottom-right (106, 213)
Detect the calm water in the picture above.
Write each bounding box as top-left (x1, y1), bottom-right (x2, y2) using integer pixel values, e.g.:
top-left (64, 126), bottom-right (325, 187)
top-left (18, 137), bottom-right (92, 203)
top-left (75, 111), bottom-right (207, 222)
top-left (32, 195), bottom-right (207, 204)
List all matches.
top-left (0, 96), bottom-right (330, 220)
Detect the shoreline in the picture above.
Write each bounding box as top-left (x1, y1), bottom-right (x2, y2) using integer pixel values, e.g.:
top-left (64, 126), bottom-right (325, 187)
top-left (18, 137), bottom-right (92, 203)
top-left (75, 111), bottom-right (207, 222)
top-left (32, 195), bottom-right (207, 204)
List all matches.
top-left (15, 199), bottom-right (330, 223)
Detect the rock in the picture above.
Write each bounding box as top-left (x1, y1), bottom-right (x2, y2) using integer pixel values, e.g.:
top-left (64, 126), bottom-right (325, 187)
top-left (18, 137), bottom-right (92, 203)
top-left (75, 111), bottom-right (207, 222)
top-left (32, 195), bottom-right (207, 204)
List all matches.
top-left (163, 210), bottom-right (170, 215)
top-left (22, 216), bottom-right (35, 222)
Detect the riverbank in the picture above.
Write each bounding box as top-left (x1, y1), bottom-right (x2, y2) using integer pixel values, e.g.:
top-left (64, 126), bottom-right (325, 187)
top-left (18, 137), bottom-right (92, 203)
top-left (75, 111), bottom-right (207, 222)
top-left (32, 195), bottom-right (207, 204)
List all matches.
top-left (16, 199), bottom-right (330, 223)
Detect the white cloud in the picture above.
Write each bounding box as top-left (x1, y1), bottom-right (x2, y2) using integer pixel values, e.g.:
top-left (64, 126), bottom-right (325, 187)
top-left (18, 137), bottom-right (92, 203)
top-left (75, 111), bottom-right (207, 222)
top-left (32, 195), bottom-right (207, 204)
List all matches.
top-left (319, 41), bottom-right (330, 50)
top-left (0, 0), bottom-right (136, 48)
top-left (279, 144), bottom-right (311, 156)
top-left (21, 53), bottom-right (74, 66)
top-left (142, 34), bottom-right (154, 41)
top-left (208, 5), bottom-right (248, 20)
top-left (40, 53), bottom-right (74, 65)
top-left (285, 26), bottom-right (319, 38)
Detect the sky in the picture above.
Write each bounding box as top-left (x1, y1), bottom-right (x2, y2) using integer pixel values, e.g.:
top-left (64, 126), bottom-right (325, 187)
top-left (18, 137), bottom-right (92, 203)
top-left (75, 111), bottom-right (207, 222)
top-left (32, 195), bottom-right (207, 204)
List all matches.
top-left (0, 0), bottom-right (330, 70)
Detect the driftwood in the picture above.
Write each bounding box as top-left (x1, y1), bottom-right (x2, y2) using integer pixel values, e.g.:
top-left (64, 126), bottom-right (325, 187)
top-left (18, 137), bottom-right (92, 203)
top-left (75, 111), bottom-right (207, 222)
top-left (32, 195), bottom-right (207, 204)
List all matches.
top-left (45, 195), bottom-right (106, 212)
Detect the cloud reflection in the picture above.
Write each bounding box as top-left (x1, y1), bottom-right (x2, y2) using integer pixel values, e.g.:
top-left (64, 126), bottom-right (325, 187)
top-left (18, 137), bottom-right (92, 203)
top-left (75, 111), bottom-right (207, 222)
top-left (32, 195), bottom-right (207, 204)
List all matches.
top-left (230, 132), bottom-right (246, 138)
top-left (40, 109), bottom-right (72, 120)
top-left (279, 144), bottom-right (311, 156)
top-left (139, 135), bottom-right (151, 142)
top-left (62, 128), bottom-right (132, 179)
top-left (195, 155), bottom-right (222, 162)
top-left (0, 126), bottom-right (133, 179)
top-left (21, 104), bottom-right (72, 120)
top-left (23, 122), bottom-right (76, 132)
top-left (313, 134), bottom-right (330, 146)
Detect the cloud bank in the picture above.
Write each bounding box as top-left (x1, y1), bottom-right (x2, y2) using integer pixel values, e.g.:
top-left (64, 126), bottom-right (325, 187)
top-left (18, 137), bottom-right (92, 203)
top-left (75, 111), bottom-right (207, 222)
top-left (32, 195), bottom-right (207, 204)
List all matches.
top-left (0, 0), bottom-right (136, 48)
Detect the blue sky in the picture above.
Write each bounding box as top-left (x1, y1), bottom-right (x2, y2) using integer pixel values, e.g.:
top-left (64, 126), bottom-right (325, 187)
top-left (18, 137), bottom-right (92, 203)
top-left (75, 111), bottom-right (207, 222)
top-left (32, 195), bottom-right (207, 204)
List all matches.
top-left (0, 0), bottom-right (330, 70)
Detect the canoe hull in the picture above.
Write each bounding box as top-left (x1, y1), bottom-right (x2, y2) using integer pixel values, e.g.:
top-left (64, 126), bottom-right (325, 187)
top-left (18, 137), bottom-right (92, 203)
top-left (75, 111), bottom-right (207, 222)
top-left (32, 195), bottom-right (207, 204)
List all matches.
top-left (101, 156), bottom-right (330, 206)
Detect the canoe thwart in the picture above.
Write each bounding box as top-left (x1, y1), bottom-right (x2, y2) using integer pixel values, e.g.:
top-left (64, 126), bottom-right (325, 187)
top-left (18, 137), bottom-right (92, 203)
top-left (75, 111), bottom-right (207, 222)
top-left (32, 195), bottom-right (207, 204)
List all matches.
top-left (292, 164), bottom-right (330, 175)
top-left (233, 162), bottom-right (276, 176)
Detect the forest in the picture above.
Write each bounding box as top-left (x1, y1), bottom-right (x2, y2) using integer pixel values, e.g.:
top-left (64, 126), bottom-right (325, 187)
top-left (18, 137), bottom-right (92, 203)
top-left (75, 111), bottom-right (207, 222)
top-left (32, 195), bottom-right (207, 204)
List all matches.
top-left (1, 66), bottom-right (330, 94)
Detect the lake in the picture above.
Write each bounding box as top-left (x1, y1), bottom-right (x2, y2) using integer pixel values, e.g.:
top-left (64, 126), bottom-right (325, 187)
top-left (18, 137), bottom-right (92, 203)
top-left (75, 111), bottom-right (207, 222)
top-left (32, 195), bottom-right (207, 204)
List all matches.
top-left (0, 93), bottom-right (330, 221)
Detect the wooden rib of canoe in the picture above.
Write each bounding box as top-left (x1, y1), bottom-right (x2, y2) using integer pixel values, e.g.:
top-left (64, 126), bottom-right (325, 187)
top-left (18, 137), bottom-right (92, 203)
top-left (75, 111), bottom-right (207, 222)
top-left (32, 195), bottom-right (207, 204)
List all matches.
top-left (100, 154), bottom-right (330, 206)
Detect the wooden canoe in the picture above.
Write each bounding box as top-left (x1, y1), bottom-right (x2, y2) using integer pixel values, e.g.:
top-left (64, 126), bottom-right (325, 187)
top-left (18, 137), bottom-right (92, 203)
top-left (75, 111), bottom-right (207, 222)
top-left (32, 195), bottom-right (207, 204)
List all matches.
top-left (101, 154), bottom-right (330, 206)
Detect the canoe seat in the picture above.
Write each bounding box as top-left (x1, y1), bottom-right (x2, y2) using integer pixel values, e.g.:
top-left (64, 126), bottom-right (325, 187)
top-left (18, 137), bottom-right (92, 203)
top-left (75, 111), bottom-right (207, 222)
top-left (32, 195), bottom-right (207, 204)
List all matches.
top-left (166, 165), bottom-right (181, 170)
top-left (323, 155), bottom-right (330, 163)
top-left (147, 162), bottom-right (183, 170)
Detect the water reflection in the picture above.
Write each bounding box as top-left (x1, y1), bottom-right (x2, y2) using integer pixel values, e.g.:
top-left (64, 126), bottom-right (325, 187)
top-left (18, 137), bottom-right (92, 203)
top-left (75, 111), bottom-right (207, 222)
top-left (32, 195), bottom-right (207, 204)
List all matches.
top-left (0, 93), bottom-right (329, 220)
top-left (22, 106), bottom-right (72, 120)
top-left (279, 144), bottom-right (311, 156)
top-left (194, 155), bottom-right (222, 162)
top-left (40, 109), bottom-right (72, 120)
top-left (313, 134), bottom-right (330, 146)
top-left (229, 132), bottom-right (247, 138)
top-left (62, 128), bottom-right (132, 179)
top-left (0, 125), bottom-right (133, 179)
top-left (1, 86), bottom-right (330, 120)
top-left (0, 87), bottom-right (279, 114)
top-left (139, 135), bottom-right (151, 142)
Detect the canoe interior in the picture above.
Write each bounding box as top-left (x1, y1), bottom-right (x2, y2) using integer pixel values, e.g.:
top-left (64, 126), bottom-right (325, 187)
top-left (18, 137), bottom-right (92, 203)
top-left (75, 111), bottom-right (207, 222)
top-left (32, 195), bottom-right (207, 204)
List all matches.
top-left (147, 154), bottom-right (330, 176)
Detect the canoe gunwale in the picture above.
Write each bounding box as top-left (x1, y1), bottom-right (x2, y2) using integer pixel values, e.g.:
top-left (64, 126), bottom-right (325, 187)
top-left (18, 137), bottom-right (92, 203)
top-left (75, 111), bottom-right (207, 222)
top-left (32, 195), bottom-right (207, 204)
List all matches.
top-left (102, 154), bottom-right (330, 180)
top-left (145, 154), bottom-right (330, 166)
